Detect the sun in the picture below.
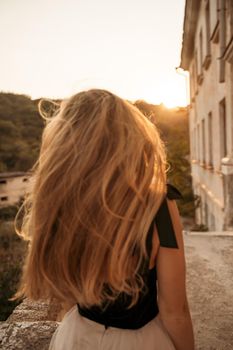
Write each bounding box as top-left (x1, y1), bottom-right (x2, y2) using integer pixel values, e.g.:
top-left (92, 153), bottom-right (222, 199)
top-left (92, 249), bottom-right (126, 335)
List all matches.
top-left (160, 84), bottom-right (188, 109)
top-left (161, 86), bottom-right (188, 108)
top-left (142, 76), bottom-right (189, 109)
top-left (162, 100), bottom-right (179, 109)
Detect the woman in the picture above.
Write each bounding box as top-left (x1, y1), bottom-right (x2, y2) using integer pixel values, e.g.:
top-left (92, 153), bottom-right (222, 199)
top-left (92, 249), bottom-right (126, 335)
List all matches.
top-left (15, 89), bottom-right (195, 350)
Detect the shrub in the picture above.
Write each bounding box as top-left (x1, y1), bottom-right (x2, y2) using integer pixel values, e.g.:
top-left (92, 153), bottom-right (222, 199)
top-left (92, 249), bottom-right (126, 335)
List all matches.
top-left (0, 205), bottom-right (18, 221)
top-left (0, 221), bottom-right (27, 320)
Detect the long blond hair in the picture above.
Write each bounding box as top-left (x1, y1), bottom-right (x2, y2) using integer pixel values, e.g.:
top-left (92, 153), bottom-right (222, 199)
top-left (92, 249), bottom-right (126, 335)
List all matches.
top-left (15, 89), bottom-right (168, 309)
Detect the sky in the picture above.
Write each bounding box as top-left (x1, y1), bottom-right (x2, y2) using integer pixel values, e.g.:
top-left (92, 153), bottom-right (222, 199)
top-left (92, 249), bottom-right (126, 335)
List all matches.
top-left (0, 0), bottom-right (188, 107)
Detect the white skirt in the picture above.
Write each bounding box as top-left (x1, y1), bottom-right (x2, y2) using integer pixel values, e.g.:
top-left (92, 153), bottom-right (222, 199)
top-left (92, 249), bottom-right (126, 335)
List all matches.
top-left (49, 305), bottom-right (176, 350)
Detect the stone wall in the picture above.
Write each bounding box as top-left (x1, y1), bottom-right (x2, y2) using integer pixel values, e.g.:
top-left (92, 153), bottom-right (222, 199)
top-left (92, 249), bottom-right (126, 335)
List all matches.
top-left (0, 300), bottom-right (61, 350)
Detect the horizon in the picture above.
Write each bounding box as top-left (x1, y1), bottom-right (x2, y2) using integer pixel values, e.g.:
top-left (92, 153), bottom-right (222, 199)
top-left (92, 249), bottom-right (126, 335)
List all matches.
top-left (0, 89), bottom-right (188, 110)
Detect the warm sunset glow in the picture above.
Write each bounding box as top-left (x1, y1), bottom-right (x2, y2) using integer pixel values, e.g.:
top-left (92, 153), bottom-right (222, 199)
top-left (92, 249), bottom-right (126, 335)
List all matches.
top-left (0, 0), bottom-right (186, 106)
top-left (161, 89), bottom-right (187, 109)
top-left (136, 76), bottom-right (189, 108)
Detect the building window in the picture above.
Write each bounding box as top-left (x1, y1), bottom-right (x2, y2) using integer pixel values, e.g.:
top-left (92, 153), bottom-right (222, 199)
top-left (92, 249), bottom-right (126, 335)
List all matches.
top-left (0, 180), bottom-right (7, 184)
top-left (193, 57), bottom-right (197, 95)
top-left (219, 0), bottom-right (226, 82)
top-left (230, 0), bottom-right (233, 37)
top-left (219, 98), bottom-right (227, 158)
top-left (190, 63), bottom-right (197, 101)
top-left (200, 193), bottom-right (204, 225)
top-left (0, 196), bottom-right (8, 201)
top-left (193, 127), bottom-right (196, 160)
top-left (197, 123), bottom-right (201, 162)
top-left (202, 119), bottom-right (206, 165)
top-left (195, 50), bottom-right (200, 90)
top-left (204, 201), bottom-right (209, 228)
top-left (190, 65), bottom-right (193, 100)
top-left (208, 112), bottom-right (213, 167)
top-left (195, 127), bottom-right (198, 160)
top-left (204, 1), bottom-right (211, 69)
top-left (200, 29), bottom-right (203, 68)
top-left (226, 0), bottom-right (233, 39)
top-left (210, 212), bottom-right (215, 231)
top-left (191, 128), bottom-right (195, 160)
top-left (222, 0), bottom-right (233, 63)
top-left (210, 0), bottom-right (220, 43)
top-left (197, 34), bottom-right (203, 85)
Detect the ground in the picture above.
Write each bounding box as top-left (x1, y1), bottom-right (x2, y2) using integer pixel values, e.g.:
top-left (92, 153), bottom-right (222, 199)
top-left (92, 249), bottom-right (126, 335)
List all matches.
top-left (184, 233), bottom-right (233, 350)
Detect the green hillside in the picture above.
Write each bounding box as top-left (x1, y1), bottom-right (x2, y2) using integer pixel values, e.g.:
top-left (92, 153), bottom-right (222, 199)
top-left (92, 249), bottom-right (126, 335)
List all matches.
top-left (0, 93), bottom-right (44, 172)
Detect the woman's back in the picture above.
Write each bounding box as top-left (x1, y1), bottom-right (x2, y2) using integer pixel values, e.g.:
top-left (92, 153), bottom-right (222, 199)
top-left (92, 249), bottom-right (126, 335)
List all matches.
top-left (77, 183), bottom-right (182, 330)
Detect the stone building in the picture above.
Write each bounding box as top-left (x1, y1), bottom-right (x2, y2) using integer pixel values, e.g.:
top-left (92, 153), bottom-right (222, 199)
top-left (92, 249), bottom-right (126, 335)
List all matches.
top-left (0, 172), bottom-right (30, 207)
top-left (180, 0), bottom-right (233, 230)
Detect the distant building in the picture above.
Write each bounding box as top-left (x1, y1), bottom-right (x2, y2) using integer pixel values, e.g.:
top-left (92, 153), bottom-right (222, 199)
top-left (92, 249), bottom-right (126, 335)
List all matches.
top-left (0, 172), bottom-right (31, 207)
top-left (180, 0), bottom-right (233, 230)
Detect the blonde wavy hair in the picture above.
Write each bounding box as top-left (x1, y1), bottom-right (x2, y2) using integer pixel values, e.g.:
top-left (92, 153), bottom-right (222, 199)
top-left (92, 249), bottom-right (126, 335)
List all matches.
top-left (15, 89), bottom-right (168, 309)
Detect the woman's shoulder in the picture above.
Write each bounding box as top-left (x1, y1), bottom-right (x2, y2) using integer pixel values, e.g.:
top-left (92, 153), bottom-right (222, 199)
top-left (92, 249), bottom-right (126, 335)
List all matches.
top-left (152, 183), bottom-right (183, 249)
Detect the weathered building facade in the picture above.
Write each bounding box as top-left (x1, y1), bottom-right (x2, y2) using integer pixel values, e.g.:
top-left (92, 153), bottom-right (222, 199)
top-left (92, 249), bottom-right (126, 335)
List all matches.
top-left (0, 172), bottom-right (30, 207)
top-left (180, 0), bottom-right (233, 230)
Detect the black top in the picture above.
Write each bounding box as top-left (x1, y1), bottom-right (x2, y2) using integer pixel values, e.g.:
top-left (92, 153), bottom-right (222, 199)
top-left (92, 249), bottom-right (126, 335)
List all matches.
top-left (77, 183), bottom-right (183, 329)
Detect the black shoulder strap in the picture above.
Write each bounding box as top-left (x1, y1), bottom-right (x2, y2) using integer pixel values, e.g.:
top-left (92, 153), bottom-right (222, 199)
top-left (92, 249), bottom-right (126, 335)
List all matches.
top-left (146, 183), bottom-right (183, 255)
top-left (166, 183), bottom-right (183, 200)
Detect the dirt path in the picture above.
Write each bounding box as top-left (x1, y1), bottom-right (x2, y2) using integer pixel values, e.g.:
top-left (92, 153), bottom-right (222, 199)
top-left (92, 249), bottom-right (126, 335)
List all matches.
top-left (184, 233), bottom-right (233, 350)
